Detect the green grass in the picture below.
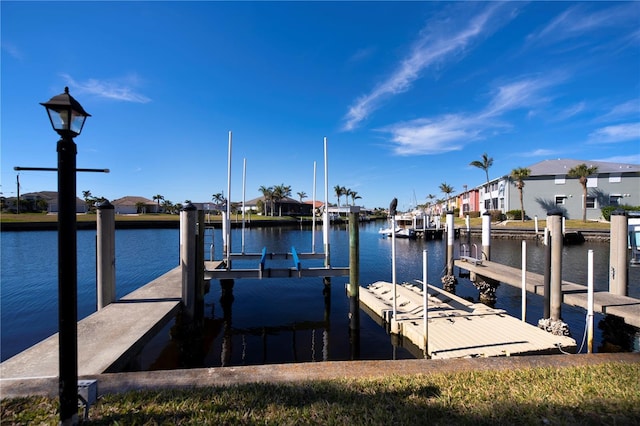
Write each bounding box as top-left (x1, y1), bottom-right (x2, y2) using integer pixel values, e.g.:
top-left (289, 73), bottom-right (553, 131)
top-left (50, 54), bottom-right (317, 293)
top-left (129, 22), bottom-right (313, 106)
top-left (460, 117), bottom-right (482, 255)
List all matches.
top-left (1, 212), bottom-right (613, 230)
top-left (2, 363), bottom-right (639, 425)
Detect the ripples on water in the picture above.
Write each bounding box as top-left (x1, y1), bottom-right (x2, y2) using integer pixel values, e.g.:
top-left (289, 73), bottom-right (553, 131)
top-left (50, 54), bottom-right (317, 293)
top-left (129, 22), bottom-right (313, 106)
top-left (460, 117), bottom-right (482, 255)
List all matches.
top-left (1, 222), bottom-right (638, 365)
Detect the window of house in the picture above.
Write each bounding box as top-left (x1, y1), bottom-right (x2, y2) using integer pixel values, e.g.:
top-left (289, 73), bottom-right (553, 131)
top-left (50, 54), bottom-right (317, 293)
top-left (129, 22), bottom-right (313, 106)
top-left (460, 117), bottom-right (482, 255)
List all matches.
top-left (500, 198), bottom-right (505, 210)
top-left (555, 175), bottom-right (565, 184)
top-left (610, 195), bottom-right (623, 206)
top-left (555, 195), bottom-right (567, 205)
top-left (586, 196), bottom-right (596, 209)
top-left (609, 173), bottom-right (621, 183)
top-left (587, 176), bottom-right (598, 188)
top-left (484, 199), bottom-right (491, 210)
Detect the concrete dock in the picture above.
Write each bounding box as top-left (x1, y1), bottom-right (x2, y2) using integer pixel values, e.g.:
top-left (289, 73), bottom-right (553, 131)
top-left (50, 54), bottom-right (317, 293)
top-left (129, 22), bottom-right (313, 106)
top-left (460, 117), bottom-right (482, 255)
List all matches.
top-left (0, 265), bottom-right (187, 379)
top-left (360, 281), bottom-right (576, 359)
top-left (454, 258), bottom-right (640, 328)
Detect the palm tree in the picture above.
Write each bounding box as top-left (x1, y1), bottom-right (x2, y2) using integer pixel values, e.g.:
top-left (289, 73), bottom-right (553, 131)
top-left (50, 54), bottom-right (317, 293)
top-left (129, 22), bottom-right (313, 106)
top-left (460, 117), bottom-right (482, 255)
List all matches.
top-left (211, 193), bottom-right (226, 213)
top-left (82, 190), bottom-right (93, 212)
top-left (258, 185), bottom-right (274, 216)
top-left (568, 163), bottom-right (598, 222)
top-left (426, 193), bottom-right (436, 214)
top-left (334, 185), bottom-right (346, 207)
top-left (297, 191), bottom-right (307, 202)
top-left (510, 167), bottom-right (531, 222)
top-left (439, 182), bottom-right (455, 211)
top-left (350, 190), bottom-right (362, 206)
top-left (152, 194), bottom-right (164, 213)
top-left (162, 199), bottom-right (174, 214)
top-left (273, 184), bottom-right (291, 216)
top-left (470, 153), bottom-right (493, 208)
top-left (344, 188), bottom-right (353, 206)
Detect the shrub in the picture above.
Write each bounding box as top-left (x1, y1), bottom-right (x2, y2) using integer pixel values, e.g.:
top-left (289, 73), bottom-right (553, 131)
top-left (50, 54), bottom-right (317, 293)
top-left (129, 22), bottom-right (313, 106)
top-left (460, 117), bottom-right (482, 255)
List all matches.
top-left (601, 205), bottom-right (640, 221)
top-left (489, 210), bottom-right (504, 222)
top-left (467, 211), bottom-right (481, 218)
top-left (506, 210), bottom-right (523, 220)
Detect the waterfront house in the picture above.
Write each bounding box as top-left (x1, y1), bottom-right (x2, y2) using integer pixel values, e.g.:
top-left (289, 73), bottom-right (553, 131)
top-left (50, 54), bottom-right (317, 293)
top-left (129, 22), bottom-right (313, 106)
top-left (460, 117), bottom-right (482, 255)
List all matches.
top-left (111, 196), bottom-right (158, 215)
top-left (12, 191), bottom-right (85, 213)
top-left (245, 196), bottom-right (312, 216)
top-left (449, 159), bottom-right (639, 221)
top-left (506, 159), bottom-right (640, 221)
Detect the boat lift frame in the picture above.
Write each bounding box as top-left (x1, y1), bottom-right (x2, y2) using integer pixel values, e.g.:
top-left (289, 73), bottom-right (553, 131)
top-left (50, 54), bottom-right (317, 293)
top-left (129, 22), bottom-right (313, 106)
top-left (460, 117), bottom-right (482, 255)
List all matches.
top-left (206, 135), bottom-right (349, 281)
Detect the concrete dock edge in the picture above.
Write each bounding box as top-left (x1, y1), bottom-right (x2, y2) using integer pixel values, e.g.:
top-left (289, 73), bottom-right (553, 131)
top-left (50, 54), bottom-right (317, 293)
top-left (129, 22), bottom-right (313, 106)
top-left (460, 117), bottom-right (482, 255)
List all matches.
top-left (2, 353), bottom-right (638, 399)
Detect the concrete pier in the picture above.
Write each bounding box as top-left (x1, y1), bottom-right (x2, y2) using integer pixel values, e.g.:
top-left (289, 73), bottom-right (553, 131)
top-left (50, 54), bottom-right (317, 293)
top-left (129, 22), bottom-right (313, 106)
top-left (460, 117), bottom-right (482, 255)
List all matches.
top-left (0, 266), bottom-right (184, 378)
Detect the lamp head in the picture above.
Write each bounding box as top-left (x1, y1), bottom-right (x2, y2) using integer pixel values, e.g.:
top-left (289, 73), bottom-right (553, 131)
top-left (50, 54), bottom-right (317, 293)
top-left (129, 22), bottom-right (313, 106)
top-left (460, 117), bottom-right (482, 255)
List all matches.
top-left (41, 87), bottom-right (91, 138)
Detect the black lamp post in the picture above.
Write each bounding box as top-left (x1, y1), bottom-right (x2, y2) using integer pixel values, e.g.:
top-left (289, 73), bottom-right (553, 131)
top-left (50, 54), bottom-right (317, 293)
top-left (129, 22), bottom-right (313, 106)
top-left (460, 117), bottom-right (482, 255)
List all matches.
top-left (41, 87), bottom-right (90, 425)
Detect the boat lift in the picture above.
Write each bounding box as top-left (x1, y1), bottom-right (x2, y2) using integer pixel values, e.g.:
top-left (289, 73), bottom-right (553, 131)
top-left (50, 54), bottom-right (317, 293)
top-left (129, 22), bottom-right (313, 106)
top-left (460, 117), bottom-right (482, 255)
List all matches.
top-left (205, 134), bottom-right (350, 281)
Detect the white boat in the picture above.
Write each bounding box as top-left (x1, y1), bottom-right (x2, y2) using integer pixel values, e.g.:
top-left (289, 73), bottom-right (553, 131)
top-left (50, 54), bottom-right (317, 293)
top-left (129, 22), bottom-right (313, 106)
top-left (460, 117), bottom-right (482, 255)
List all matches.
top-left (379, 210), bottom-right (429, 239)
top-left (378, 225), bottom-right (416, 239)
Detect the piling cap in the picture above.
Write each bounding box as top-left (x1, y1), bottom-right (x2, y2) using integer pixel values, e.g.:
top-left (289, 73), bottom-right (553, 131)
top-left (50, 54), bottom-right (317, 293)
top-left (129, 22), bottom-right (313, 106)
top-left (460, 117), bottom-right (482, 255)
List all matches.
top-left (611, 209), bottom-right (628, 217)
top-left (181, 202), bottom-right (197, 211)
top-left (96, 200), bottom-right (113, 210)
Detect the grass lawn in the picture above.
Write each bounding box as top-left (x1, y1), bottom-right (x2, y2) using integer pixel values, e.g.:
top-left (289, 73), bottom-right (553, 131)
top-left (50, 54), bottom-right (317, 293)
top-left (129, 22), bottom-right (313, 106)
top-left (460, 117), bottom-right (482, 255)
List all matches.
top-left (2, 362), bottom-right (638, 425)
top-left (1, 212), bottom-right (613, 231)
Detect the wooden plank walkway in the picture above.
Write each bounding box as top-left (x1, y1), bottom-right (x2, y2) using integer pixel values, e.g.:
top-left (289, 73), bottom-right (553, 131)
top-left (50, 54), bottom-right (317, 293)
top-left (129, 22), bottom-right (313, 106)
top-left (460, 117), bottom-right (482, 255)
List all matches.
top-left (360, 281), bottom-right (576, 359)
top-left (0, 265), bottom-right (199, 379)
top-left (454, 258), bottom-right (640, 328)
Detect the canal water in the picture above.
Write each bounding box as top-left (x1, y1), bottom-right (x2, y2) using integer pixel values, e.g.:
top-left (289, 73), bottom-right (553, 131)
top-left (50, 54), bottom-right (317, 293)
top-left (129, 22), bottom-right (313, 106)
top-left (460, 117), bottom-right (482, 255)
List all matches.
top-left (1, 221), bottom-right (638, 367)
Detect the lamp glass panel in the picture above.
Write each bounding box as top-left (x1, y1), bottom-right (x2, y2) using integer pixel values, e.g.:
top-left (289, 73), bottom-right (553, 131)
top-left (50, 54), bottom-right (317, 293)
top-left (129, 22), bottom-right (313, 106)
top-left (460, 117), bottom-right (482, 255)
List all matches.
top-left (47, 108), bottom-right (71, 131)
top-left (70, 111), bottom-right (86, 134)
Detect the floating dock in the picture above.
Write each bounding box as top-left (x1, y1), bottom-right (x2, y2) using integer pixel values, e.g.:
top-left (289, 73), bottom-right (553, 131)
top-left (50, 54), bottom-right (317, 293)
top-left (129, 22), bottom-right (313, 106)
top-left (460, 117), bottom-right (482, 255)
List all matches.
top-left (454, 258), bottom-right (640, 328)
top-left (360, 281), bottom-right (577, 359)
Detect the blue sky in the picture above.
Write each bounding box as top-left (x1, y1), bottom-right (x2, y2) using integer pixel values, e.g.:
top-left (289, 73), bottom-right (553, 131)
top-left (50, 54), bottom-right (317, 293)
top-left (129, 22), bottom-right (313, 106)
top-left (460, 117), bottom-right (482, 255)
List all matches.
top-left (2, 1), bottom-right (639, 211)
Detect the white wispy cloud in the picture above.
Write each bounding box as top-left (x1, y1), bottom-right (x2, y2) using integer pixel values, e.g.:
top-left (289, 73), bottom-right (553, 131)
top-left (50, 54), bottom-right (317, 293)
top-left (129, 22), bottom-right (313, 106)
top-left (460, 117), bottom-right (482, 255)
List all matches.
top-left (588, 122), bottom-right (640, 144)
top-left (348, 47), bottom-right (376, 64)
top-left (61, 74), bottom-right (151, 103)
top-left (480, 75), bottom-right (561, 118)
top-left (521, 149), bottom-right (561, 157)
top-left (528, 3), bottom-right (639, 44)
top-left (1, 41), bottom-right (23, 60)
top-left (554, 102), bottom-right (586, 121)
top-left (597, 100), bottom-right (640, 122)
top-left (342, 3), bottom-right (518, 131)
top-left (596, 154), bottom-right (640, 165)
top-left (380, 115), bottom-right (480, 155)
top-left (382, 74), bottom-right (560, 156)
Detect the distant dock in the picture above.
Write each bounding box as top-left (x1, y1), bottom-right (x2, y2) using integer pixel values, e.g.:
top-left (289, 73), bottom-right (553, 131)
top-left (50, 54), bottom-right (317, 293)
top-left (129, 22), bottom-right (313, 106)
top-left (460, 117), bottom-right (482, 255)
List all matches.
top-left (359, 281), bottom-right (576, 359)
top-left (454, 258), bottom-right (640, 329)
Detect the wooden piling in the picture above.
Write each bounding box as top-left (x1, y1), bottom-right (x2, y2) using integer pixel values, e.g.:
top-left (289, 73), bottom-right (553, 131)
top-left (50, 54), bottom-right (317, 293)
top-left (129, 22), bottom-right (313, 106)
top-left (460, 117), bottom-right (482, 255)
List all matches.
top-left (548, 212), bottom-right (563, 321)
top-left (348, 212), bottom-right (359, 298)
top-left (543, 229), bottom-right (551, 319)
top-left (348, 212), bottom-right (360, 358)
top-left (446, 211), bottom-right (454, 276)
top-left (180, 203), bottom-right (197, 320)
top-left (609, 210), bottom-right (628, 296)
top-left (482, 211), bottom-right (491, 260)
top-left (196, 210), bottom-right (205, 322)
top-left (96, 200), bottom-right (115, 310)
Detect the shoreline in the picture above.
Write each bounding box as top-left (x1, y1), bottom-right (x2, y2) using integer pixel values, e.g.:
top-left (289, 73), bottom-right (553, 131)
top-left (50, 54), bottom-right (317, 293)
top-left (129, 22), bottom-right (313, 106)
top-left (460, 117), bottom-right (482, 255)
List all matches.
top-left (1, 219), bottom-right (611, 241)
